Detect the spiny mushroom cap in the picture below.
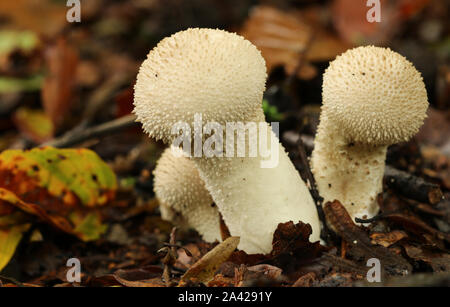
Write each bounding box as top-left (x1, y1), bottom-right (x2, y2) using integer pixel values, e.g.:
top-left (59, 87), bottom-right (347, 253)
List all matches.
top-left (134, 28), bottom-right (267, 144)
top-left (322, 46), bottom-right (428, 146)
top-left (154, 147), bottom-right (214, 214)
top-left (154, 147), bottom-right (220, 242)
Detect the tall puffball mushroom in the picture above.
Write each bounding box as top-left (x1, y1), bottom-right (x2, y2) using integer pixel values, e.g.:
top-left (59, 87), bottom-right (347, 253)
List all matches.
top-left (311, 46), bottom-right (428, 221)
top-left (154, 147), bottom-right (221, 243)
top-left (134, 28), bottom-right (320, 254)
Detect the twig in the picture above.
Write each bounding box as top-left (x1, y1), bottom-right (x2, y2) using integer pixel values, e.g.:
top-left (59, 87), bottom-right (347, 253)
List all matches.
top-left (0, 275), bottom-right (25, 287)
top-left (285, 29), bottom-right (316, 87)
top-left (354, 211), bottom-right (399, 224)
top-left (163, 243), bottom-right (193, 257)
top-left (41, 114), bottom-right (138, 148)
top-left (161, 227), bottom-right (177, 286)
top-left (384, 166), bottom-right (444, 205)
top-left (81, 76), bottom-right (130, 126)
top-left (294, 137), bottom-right (333, 243)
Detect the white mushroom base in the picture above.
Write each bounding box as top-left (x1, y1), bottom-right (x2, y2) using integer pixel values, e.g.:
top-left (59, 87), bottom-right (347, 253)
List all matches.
top-left (311, 121), bottom-right (385, 222)
top-left (193, 123), bottom-right (321, 254)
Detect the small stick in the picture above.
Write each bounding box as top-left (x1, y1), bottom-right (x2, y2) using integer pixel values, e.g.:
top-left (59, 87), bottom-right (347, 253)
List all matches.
top-left (0, 275), bottom-right (25, 287)
top-left (41, 114), bottom-right (138, 148)
top-left (294, 137), bottom-right (333, 242)
top-left (161, 227), bottom-right (177, 286)
top-left (384, 166), bottom-right (444, 205)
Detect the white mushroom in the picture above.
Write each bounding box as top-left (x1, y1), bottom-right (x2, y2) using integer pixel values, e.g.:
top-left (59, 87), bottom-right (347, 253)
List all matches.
top-left (311, 46), bottom-right (429, 221)
top-left (154, 146), bottom-right (221, 243)
top-left (134, 28), bottom-right (320, 254)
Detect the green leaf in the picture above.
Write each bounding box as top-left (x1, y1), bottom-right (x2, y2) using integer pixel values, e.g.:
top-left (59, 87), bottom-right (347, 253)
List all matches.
top-left (0, 30), bottom-right (40, 55)
top-left (70, 212), bottom-right (108, 241)
top-left (0, 75), bottom-right (43, 94)
top-left (0, 147), bottom-right (117, 242)
top-left (0, 147), bottom-right (117, 207)
top-left (13, 107), bottom-right (54, 143)
top-left (262, 99), bottom-right (284, 122)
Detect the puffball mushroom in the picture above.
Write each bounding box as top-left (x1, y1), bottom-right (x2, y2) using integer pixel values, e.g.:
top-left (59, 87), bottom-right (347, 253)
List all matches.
top-left (311, 46), bottom-right (428, 221)
top-left (134, 28), bottom-right (320, 254)
top-left (154, 146), bottom-right (221, 243)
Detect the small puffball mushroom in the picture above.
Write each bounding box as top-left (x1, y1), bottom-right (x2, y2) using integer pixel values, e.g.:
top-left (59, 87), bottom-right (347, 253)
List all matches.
top-left (154, 146), bottom-right (221, 243)
top-left (311, 46), bottom-right (428, 221)
top-left (134, 28), bottom-right (320, 254)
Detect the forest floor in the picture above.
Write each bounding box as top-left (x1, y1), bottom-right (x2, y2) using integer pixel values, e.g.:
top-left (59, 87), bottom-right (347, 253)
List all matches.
top-left (0, 0), bottom-right (449, 287)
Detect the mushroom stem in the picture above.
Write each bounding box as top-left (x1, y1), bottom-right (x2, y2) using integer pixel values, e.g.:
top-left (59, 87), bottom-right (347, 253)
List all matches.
top-left (311, 119), bottom-right (386, 221)
top-left (192, 122), bottom-right (320, 254)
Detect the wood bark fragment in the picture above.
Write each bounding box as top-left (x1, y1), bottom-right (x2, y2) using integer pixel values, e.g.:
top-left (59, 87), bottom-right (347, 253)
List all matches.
top-left (384, 165), bottom-right (444, 204)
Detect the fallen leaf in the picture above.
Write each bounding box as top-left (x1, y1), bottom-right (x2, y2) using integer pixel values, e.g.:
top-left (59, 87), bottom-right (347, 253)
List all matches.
top-left (383, 212), bottom-right (450, 243)
top-left (207, 274), bottom-right (234, 287)
top-left (0, 211), bottom-right (31, 272)
top-left (41, 37), bottom-right (79, 127)
top-left (270, 221), bottom-right (326, 260)
top-left (323, 200), bottom-right (412, 276)
top-left (403, 244), bottom-right (450, 272)
top-left (0, 30), bottom-right (41, 76)
top-left (239, 6), bottom-right (315, 80)
top-left (0, 30), bottom-right (40, 55)
top-left (332, 0), bottom-right (398, 45)
top-left (370, 230), bottom-right (408, 248)
top-left (179, 236), bottom-right (240, 285)
top-left (0, 147), bottom-right (117, 208)
top-left (292, 272), bottom-right (316, 287)
top-left (0, 147), bottom-right (117, 243)
top-left (0, 0), bottom-right (68, 37)
top-left (12, 107), bottom-right (54, 143)
top-left (0, 75), bottom-right (43, 93)
top-left (397, 0), bottom-right (432, 19)
top-left (113, 266), bottom-right (165, 287)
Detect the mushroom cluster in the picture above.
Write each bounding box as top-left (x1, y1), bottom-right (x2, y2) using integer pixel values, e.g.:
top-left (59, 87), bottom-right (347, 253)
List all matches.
top-left (134, 28), bottom-right (320, 254)
top-left (311, 46), bottom-right (429, 221)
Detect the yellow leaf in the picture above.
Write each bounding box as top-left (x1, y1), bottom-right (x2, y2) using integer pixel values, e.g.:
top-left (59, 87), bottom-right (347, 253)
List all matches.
top-left (0, 212), bottom-right (31, 272)
top-left (179, 237), bottom-right (240, 285)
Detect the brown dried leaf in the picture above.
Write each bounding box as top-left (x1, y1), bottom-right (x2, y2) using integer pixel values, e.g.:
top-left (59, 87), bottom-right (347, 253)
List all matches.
top-left (41, 37), bottom-right (79, 127)
top-left (113, 266), bottom-right (165, 287)
top-left (403, 244), bottom-right (450, 272)
top-left (0, 0), bottom-right (68, 36)
top-left (292, 272), bottom-right (316, 287)
top-left (179, 236), bottom-right (239, 285)
top-left (332, 0), bottom-right (432, 45)
top-left (270, 221), bottom-right (326, 259)
top-left (370, 230), bottom-right (408, 248)
top-left (239, 6), bottom-right (316, 80)
top-left (323, 200), bottom-right (412, 276)
top-left (228, 250), bottom-right (267, 266)
top-left (332, 0), bottom-right (399, 45)
top-left (207, 274), bottom-right (234, 287)
top-left (384, 212), bottom-right (450, 243)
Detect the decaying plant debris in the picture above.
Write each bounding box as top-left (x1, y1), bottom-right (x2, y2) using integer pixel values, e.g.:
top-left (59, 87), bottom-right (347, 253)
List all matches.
top-left (0, 0), bottom-right (449, 287)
